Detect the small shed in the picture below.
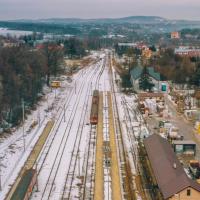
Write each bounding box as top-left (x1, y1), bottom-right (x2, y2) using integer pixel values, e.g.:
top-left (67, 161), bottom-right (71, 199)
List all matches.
top-left (172, 140), bottom-right (196, 156)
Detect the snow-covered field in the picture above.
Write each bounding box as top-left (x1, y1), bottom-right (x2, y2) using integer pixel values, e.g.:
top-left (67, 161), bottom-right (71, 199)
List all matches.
top-left (0, 28), bottom-right (33, 37)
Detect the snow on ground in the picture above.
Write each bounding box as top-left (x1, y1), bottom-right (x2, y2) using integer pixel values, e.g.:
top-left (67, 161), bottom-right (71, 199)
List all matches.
top-left (31, 54), bottom-right (106, 200)
top-left (111, 64), bottom-right (150, 200)
top-left (0, 50), bottom-right (148, 200)
top-left (0, 53), bottom-right (101, 199)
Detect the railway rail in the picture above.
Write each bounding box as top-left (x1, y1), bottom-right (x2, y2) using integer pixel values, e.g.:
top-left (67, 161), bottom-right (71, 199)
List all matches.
top-left (35, 60), bottom-right (101, 175)
top-left (63, 57), bottom-right (107, 200)
top-left (103, 92), bottom-right (112, 200)
top-left (34, 60), bottom-right (104, 200)
top-left (28, 56), bottom-right (106, 200)
top-left (61, 79), bottom-right (93, 199)
top-left (82, 55), bottom-right (107, 200)
top-left (109, 55), bottom-right (136, 200)
top-left (2, 55), bottom-right (106, 200)
top-left (82, 125), bottom-right (96, 200)
top-left (5, 54), bottom-right (110, 200)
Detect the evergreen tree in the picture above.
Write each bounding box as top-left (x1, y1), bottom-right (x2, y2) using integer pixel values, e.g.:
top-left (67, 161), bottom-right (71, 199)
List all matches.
top-left (191, 63), bottom-right (200, 86)
top-left (139, 66), bottom-right (155, 91)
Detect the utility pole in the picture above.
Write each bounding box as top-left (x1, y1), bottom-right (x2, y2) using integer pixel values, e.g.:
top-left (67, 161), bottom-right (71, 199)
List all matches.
top-left (90, 82), bottom-right (92, 95)
top-left (38, 108), bottom-right (41, 127)
top-left (47, 94), bottom-right (49, 111)
top-left (78, 150), bottom-right (81, 177)
top-left (22, 99), bottom-right (26, 152)
top-left (0, 158), bottom-right (2, 191)
top-left (75, 81), bottom-right (77, 95)
top-left (54, 88), bottom-right (57, 99)
top-left (64, 103), bottom-right (66, 122)
top-left (36, 162), bottom-right (39, 192)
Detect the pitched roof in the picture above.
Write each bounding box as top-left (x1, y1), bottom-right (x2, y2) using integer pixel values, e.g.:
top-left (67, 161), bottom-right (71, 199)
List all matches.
top-left (148, 67), bottom-right (161, 81)
top-left (130, 66), bottom-right (143, 80)
top-left (144, 134), bottom-right (200, 199)
top-left (130, 66), bottom-right (160, 81)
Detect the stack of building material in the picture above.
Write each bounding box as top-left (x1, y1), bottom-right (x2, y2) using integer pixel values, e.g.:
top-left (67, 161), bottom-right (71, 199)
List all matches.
top-left (144, 98), bottom-right (157, 114)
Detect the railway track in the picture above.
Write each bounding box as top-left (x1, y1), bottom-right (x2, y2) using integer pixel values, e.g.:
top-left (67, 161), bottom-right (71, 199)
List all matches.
top-left (95, 56), bottom-right (106, 90)
top-left (81, 125), bottom-right (96, 200)
top-left (103, 92), bottom-right (112, 200)
top-left (121, 96), bottom-right (138, 169)
top-left (81, 55), bottom-right (107, 200)
top-left (61, 80), bottom-right (93, 199)
top-left (109, 55), bottom-right (136, 200)
top-left (35, 61), bottom-right (100, 176)
top-left (37, 66), bottom-right (93, 167)
top-left (62, 58), bottom-right (107, 199)
top-left (40, 83), bottom-right (88, 199)
top-left (31, 57), bottom-right (106, 200)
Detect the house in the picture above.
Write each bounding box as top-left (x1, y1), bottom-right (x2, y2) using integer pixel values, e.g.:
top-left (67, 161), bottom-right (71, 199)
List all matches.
top-left (143, 134), bottom-right (200, 200)
top-left (130, 66), bottom-right (161, 92)
top-left (171, 32), bottom-right (180, 39)
top-left (172, 140), bottom-right (196, 156)
top-left (142, 48), bottom-right (153, 59)
top-left (175, 46), bottom-right (200, 57)
top-left (2, 39), bottom-right (23, 48)
top-left (118, 43), bottom-right (137, 48)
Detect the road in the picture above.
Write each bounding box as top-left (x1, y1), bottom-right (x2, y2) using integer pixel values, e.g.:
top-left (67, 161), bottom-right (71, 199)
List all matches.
top-left (165, 95), bottom-right (200, 159)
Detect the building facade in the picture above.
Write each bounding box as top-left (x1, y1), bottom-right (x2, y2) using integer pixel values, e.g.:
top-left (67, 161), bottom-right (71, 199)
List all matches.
top-left (130, 66), bottom-right (161, 92)
top-left (171, 32), bottom-right (180, 39)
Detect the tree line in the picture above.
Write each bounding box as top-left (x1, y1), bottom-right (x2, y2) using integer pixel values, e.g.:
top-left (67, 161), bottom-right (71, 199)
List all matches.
top-left (0, 34), bottom-right (108, 129)
top-left (149, 48), bottom-right (200, 86)
top-left (0, 42), bottom-right (65, 128)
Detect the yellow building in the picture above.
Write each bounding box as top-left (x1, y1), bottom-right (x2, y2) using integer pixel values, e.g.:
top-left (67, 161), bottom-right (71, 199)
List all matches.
top-left (51, 81), bottom-right (61, 88)
top-left (142, 48), bottom-right (153, 59)
top-left (143, 134), bottom-right (200, 200)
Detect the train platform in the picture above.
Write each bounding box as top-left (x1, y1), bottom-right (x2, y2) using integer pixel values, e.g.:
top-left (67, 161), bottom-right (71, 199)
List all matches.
top-left (5, 121), bottom-right (54, 200)
top-left (94, 92), bottom-right (104, 200)
top-left (108, 92), bottom-right (122, 200)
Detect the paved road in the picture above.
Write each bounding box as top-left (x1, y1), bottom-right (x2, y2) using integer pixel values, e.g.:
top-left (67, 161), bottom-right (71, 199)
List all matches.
top-left (165, 95), bottom-right (200, 159)
top-left (146, 94), bottom-right (200, 160)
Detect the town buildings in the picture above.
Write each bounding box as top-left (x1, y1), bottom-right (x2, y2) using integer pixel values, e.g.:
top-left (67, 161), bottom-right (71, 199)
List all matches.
top-left (175, 46), bottom-right (200, 57)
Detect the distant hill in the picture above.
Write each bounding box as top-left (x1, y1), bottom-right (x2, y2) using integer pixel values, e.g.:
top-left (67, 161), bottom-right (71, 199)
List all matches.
top-left (7, 16), bottom-right (200, 25)
top-left (114, 16), bottom-right (166, 23)
top-left (1, 16), bottom-right (200, 35)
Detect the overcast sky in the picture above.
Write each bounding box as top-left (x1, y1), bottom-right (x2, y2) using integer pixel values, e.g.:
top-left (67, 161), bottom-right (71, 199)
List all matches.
top-left (0, 0), bottom-right (199, 20)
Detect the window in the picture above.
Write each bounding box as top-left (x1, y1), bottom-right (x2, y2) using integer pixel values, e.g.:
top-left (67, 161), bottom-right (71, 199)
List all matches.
top-left (187, 189), bottom-right (191, 196)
